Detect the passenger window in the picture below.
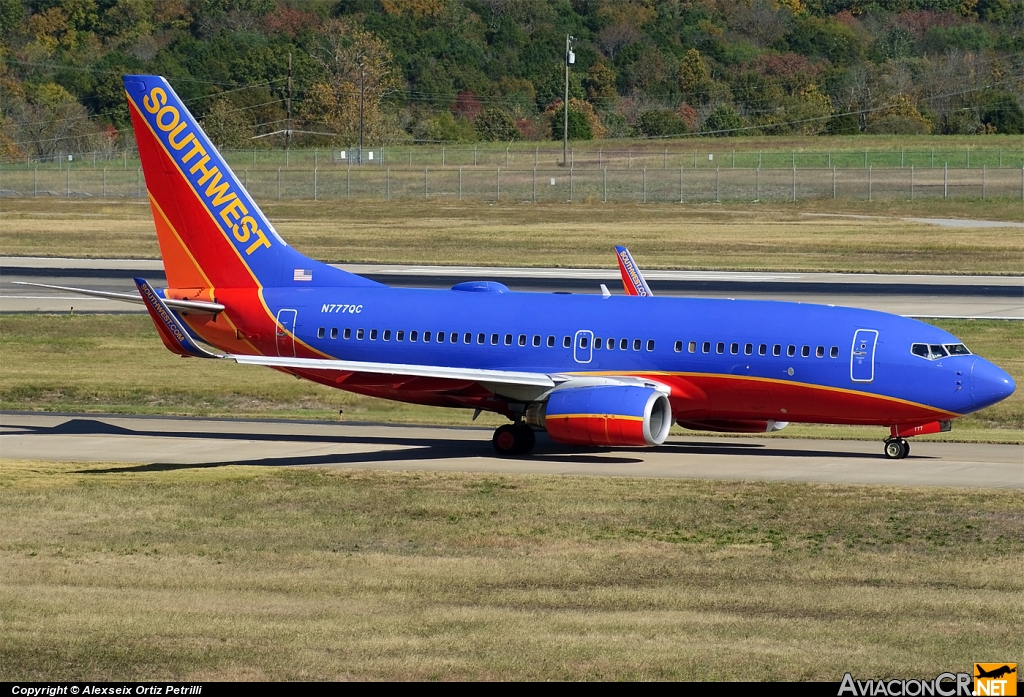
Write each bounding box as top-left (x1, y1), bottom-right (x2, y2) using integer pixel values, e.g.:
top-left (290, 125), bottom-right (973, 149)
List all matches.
top-left (505, 334), bottom-right (513, 346)
top-left (477, 333), bottom-right (485, 344)
top-left (716, 342), bottom-right (725, 354)
top-left (317, 327), bottom-right (325, 339)
top-left (491, 333), bottom-right (498, 345)
top-left (331, 328), bottom-right (338, 340)
top-left (410, 330), bottom-right (417, 342)
top-left (730, 342), bottom-right (738, 354)
top-left (579, 336), bottom-right (589, 349)
top-left (688, 341), bottom-right (696, 353)
top-left (423, 331), bottom-right (431, 342)
top-left (518, 334), bottom-right (526, 346)
top-left (787, 345), bottom-right (796, 357)
top-left (815, 346), bottom-right (824, 358)
top-left (437, 332), bottom-right (444, 343)
top-left (357, 328), bottom-right (365, 340)
top-left (801, 345), bottom-right (809, 357)
top-left (383, 330), bottom-right (391, 341)
top-left (620, 338), bottom-right (629, 350)
top-left (744, 343), bottom-right (752, 355)
top-left (773, 344), bottom-right (781, 356)
top-left (594, 337), bottom-right (602, 350)
top-left (633, 339), bottom-right (641, 351)
top-left (370, 329), bottom-right (378, 340)
top-left (830, 346), bottom-right (839, 358)
top-left (397, 330), bottom-right (404, 342)
top-left (547, 335), bottom-right (555, 347)
top-left (532, 335), bottom-right (541, 347)
top-left (702, 341), bottom-right (710, 354)
top-left (646, 339), bottom-right (655, 351)
top-left (564, 336), bottom-right (572, 348)
top-left (674, 341), bottom-right (683, 352)
top-left (758, 344), bottom-right (766, 355)
top-left (344, 328), bottom-right (351, 340)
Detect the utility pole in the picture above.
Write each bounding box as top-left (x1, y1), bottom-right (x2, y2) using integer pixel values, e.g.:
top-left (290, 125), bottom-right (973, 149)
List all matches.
top-left (285, 53), bottom-right (292, 152)
top-left (358, 63), bottom-right (364, 165)
top-left (562, 34), bottom-right (574, 167)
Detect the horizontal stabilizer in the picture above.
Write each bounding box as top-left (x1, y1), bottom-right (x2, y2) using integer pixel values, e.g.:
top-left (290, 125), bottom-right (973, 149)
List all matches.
top-left (133, 278), bottom-right (224, 358)
top-left (12, 281), bottom-right (224, 314)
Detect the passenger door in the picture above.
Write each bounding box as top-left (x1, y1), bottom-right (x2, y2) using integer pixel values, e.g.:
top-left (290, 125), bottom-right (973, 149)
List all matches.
top-left (276, 308), bottom-right (297, 357)
top-left (574, 330), bottom-right (593, 364)
top-left (850, 329), bottom-right (878, 382)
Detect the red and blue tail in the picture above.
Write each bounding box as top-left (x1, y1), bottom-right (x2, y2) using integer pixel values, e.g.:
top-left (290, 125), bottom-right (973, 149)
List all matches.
top-left (123, 75), bottom-right (378, 293)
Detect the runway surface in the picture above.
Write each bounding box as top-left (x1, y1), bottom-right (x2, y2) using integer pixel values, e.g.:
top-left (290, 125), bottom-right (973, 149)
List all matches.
top-left (2, 412), bottom-right (1021, 488)
top-left (2, 257), bottom-right (1022, 318)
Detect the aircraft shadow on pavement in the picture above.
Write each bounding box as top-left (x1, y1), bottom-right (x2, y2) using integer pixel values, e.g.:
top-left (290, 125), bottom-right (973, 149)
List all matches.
top-left (5, 418), bottom-right (916, 473)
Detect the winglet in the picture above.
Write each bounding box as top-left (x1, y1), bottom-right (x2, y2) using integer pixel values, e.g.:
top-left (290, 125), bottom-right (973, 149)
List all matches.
top-left (134, 278), bottom-right (223, 358)
top-left (615, 246), bottom-right (653, 297)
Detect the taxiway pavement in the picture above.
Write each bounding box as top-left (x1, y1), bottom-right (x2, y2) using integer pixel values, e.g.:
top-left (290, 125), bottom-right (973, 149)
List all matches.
top-left (2, 412), bottom-right (1020, 488)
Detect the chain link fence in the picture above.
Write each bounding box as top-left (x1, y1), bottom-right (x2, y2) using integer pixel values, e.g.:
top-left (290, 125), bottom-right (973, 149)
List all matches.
top-left (3, 164), bottom-right (1023, 203)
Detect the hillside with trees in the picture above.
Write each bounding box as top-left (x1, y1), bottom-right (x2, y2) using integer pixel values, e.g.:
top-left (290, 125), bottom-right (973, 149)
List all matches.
top-left (1, 0), bottom-right (1021, 158)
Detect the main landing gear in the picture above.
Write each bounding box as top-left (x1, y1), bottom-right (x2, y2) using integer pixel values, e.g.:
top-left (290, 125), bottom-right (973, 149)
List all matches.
top-left (493, 423), bottom-right (535, 456)
top-left (883, 437), bottom-right (910, 460)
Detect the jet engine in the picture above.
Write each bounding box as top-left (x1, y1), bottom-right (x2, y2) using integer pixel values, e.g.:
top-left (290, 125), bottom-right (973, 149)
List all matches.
top-left (526, 385), bottom-right (672, 447)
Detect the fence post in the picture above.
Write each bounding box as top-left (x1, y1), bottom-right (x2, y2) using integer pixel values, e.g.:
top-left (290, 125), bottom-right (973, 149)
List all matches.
top-left (93, 151), bottom-right (96, 168)
top-left (868, 166), bottom-right (872, 202)
top-left (474, 146), bottom-right (477, 166)
top-left (982, 165), bottom-right (985, 200)
top-left (759, 150), bottom-right (762, 169)
top-left (442, 147), bottom-right (445, 167)
top-left (102, 167), bottom-right (106, 198)
top-left (535, 147), bottom-right (539, 168)
top-left (693, 151), bottom-right (697, 169)
top-left (663, 148), bottom-right (667, 169)
top-left (716, 167), bottom-right (720, 203)
top-left (278, 167), bottom-right (282, 200)
top-left (347, 165), bottom-right (351, 198)
top-left (792, 166), bottom-right (796, 202)
top-left (966, 149), bottom-right (970, 169)
top-left (832, 167), bottom-right (836, 199)
top-left (931, 149), bottom-right (934, 168)
top-left (66, 167), bottom-right (70, 196)
top-left (124, 151), bottom-right (127, 170)
top-left (253, 148), bottom-right (256, 167)
top-left (568, 166), bottom-right (572, 202)
top-left (732, 150), bottom-right (735, 168)
top-left (286, 149), bottom-right (289, 167)
top-left (827, 151), bottom-right (830, 168)
top-left (864, 150), bottom-right (867, 168)
top-left (643, 168), bottom-right (647, 203)
top-left (944, 163), bottom-right (948, 199)
top-left (459, 167), bottom-right (463, 200)
top-left (425, 167), bottom-right (428, 199)
top-left (314, 167), bottom-right (318, 201)
top-left (901, 149), bottom-right (904, 168)
top-left (599, 148), bottom-right (602, 167)
top-left (910, 165), bottom-right (914, 201)
top-left (679, 167), bottom-right (683, 203)
top-left (387, 168), bottom-right (390, 201)
top-left (496, 167), bottom-right (500, 202)
top-left (533, 168), bottom-right (537, 203)
top-left (315, 148), bottom-right (318, 167)
top-left (756, 167), bottom-right (760, 201)
top-left (603, 167), bottom-right (607, 203)
top-left (628, 150), bottom-right (632, 170)
top-left (33, 166), bottom-right (37, 196)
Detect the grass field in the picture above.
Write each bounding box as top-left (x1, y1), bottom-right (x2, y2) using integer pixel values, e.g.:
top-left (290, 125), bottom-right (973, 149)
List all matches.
top-left (1, 314), bottom-right (1019, 441)
top-left (1, 197), bottom-right (1022, 274)
top-left (2, 460), bottom-right (1021, 680)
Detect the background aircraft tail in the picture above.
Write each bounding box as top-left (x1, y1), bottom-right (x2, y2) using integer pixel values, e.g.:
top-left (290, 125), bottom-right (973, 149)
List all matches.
top-left (123, 75), bottom-right (379, 293)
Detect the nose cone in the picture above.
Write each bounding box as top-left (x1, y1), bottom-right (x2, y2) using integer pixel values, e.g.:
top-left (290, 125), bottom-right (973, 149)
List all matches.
top-left (970, 358), bottom-right (1016, 411)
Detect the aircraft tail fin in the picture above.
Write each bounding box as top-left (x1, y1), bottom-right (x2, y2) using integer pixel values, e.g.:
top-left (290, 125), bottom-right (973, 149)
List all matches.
top-left (123, 75), bottom-right (379, 292)
top-left (615, 246), bottom-right (653, 297)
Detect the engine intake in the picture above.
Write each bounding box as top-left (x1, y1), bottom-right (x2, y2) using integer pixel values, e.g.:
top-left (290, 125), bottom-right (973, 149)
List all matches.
top-left (534, 385), bottom-right (672, 447)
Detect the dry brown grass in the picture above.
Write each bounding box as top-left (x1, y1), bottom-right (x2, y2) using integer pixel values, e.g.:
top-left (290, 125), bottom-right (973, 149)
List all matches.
top-left (2, 461), bottom-right (1021, 680)
top-left (2, 197), bottom-right (1022, 274)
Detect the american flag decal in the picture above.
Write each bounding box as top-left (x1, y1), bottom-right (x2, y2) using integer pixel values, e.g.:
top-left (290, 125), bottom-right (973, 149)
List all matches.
top-left (293, 269), bottom-right (313, 282)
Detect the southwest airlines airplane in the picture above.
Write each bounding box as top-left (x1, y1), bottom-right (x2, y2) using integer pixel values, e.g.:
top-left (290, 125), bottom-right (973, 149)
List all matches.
top-left (30, 76), bottom-right (1016, 459)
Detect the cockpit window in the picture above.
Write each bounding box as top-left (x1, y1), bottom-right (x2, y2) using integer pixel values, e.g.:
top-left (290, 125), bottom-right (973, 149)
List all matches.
top-left (911, 343), bottom-right (961, 360)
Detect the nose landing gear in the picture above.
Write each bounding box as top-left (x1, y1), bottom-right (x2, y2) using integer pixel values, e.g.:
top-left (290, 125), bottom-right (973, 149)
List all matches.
top-left (493, 423), bottom-right (536, 456)
top-left (883, 437), bottom-right (910, 459)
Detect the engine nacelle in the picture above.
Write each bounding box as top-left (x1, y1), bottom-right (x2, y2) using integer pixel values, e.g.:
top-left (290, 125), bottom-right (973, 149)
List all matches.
top-left (534, 385), bottom-right (673, 447)
top-left (677, 419), bottom-right (789, 433)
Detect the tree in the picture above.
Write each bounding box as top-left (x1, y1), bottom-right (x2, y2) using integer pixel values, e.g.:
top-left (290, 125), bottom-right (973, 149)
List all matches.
top-left (547, 99), bottom-right (607, 141)
top-left (703, 105), bottom-right (744, 136)
top-left (475, 108), bottom-right (517, 142)
top-left (5, 82), bottom-right (93, 159)
top-left (302, 18), bottom-right (402, 145)
top-left (637, 109), bottom-right (687, 137)
top-left (201, 98), bottom-right (256, 149)
top-left (677, 49), bottom-right (712, 104)
top-left (865, 94), bottom-right (932, 134)
top-left (981, 93), bottom-right (1024, 134)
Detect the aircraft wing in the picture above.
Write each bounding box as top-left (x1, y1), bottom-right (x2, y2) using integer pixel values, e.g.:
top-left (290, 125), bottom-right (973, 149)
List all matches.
top-left (12, 281), bottom-right (224, 314)
top-left (132, 278), bottom-right (557, 389)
